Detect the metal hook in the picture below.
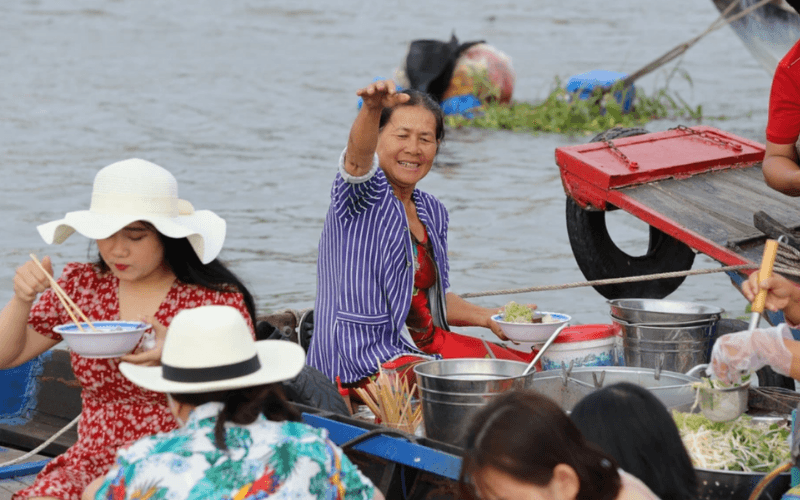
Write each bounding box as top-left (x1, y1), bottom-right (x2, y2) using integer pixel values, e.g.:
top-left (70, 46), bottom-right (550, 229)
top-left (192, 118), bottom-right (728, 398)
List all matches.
top-left (591, 370), bottom-right (606, 388)
top-left (559, 360), bottom-right (576, 387)
top-left (654, 353), bottom-right (664, 381)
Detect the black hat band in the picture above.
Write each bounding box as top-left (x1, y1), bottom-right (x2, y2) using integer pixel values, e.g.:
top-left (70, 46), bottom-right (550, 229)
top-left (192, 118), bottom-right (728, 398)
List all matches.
top-left (162, 354), bottom-right (261, 383)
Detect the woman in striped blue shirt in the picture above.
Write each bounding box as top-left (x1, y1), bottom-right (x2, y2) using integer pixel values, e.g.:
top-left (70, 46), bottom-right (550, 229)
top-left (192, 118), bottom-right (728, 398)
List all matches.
top-left (308, 79), bottom-right (531, 389)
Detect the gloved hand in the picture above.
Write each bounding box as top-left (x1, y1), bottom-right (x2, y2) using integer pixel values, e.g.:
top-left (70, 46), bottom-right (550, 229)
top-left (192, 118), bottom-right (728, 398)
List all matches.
top-left (708, 323), bottom-right (793, 385)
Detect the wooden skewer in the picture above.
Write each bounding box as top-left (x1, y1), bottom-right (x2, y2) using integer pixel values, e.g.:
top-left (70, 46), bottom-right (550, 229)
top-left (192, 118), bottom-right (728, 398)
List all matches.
top-left (29, 254), bottom-right (97, 332)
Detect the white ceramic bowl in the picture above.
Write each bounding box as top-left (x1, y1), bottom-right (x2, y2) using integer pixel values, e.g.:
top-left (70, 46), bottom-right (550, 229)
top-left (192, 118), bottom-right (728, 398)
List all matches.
top-left (53, 321), bottom-right (150, 358)
top-left (491, 312), bottom-right (571, 342)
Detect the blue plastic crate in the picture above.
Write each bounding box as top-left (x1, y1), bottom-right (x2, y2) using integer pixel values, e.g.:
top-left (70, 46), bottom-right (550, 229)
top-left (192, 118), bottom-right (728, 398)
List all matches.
top-left (565, 70), bottom-right (634, 113)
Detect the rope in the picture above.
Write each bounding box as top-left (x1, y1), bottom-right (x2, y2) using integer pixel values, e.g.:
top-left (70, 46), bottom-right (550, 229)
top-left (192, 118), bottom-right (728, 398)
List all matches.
top-left (0, 414), bottom-right (79, 468)
top-left (614, 0), bottom-right (775, 89)
top-left (458, 262), bottom-right (800, 299)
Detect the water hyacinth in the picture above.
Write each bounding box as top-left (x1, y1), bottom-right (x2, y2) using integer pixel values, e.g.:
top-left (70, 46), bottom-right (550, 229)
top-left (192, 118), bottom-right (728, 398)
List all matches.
top-left (445, 70), bottom-right (704, 136)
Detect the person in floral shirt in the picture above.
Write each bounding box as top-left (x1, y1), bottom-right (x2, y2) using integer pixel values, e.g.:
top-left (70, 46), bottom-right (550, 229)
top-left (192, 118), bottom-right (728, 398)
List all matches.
top-left (1, 159), bottom-right (257, 500)
top-left (83, 305), bottom-right (380, 500)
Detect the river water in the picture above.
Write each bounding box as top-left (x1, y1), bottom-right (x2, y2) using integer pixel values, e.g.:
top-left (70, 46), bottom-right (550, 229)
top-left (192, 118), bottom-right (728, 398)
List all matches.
top-left (0, 0), bottom-right (777, 331)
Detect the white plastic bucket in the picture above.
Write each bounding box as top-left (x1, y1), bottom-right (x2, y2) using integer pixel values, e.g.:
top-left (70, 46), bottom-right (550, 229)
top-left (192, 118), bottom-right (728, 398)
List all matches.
top-left (540, 324), bottom-right (616, 371)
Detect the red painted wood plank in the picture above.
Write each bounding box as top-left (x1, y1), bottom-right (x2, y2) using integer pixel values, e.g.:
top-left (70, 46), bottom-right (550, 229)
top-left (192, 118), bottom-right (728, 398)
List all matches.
top-left (556, 126), bottom-right (765, 206)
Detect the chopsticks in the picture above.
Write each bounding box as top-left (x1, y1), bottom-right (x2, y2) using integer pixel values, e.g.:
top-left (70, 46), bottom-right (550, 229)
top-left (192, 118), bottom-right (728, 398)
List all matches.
top-left (353, 365), bottom-right (423, 433)
top-left (29, 253), bottom-right (96, 332)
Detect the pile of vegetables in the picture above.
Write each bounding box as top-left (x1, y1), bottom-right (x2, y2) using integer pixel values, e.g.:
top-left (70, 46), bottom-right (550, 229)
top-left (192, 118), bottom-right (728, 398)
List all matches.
top-left (672, 411), bottom-right (790, 473)
top-left (502, 301), bottom-right (533, 323)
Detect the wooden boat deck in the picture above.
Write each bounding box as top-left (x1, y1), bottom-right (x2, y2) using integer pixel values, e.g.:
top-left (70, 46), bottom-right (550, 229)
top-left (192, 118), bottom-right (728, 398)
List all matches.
top-left (556, 125), bottom-right (800, 269)
top-left (620, 164), bottom-right (800, 266)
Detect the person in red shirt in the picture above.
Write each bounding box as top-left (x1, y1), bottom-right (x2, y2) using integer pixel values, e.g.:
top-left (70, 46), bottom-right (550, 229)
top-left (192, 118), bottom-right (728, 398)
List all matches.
top-left (763, 2), bottom-right (800, 195)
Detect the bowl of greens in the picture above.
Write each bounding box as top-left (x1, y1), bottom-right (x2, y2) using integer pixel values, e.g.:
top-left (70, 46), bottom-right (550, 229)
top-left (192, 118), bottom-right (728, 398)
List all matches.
top-left (491, 302), bottom-right (571, 342)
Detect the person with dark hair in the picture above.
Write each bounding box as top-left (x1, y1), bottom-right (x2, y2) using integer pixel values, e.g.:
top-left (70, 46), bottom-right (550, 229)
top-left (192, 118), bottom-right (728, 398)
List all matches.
top-left (0, 158), bottom-right (257, 500)
top-left (570, 382), bottom-right (698, 500)
top-left (459, 390), bottom-right (660, 500)
top-left (82, 305), bottom-right (380, 500)
top-left (308, 79), bottom-right (530, 390)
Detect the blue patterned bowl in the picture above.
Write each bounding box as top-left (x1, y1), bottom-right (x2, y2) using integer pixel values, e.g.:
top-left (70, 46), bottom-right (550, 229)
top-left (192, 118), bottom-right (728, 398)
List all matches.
top-left (53, 321), bottom-right (150, 358)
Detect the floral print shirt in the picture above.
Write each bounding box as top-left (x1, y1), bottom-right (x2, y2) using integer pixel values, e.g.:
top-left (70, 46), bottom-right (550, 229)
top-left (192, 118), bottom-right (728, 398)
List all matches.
top-left (14, 262), bottom-right (254, 500)
top-left (93, 402), bottom-right (376, 500)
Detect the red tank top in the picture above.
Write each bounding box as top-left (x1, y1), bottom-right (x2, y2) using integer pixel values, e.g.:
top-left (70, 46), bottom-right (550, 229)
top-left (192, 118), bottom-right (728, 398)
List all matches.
top-left (405, 230), bottom-right (443, 351)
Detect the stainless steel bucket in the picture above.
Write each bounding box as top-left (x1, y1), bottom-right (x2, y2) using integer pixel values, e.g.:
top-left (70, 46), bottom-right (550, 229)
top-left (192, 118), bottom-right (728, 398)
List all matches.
top-left (530, 365), bottom-right (700, 412)
top-left (413, 359), bottom-right (536, 446)
top-left (608, 298), bottom-right (723, 324)
top-left (613, 317), bottom-right (717, 373)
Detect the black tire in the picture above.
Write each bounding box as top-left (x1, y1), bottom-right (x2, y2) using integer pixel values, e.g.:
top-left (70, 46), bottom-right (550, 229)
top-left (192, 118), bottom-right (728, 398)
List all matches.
top-left (255, 320), bottom-right (282, 341)
top-left (565, 127), bottom-right (696, 300)
top-left (298, 309), bottom-right (314, 352)
top-left (281, 364), bottom-right (351, 416)
top-left (714, 319), bottom-right (795, 390)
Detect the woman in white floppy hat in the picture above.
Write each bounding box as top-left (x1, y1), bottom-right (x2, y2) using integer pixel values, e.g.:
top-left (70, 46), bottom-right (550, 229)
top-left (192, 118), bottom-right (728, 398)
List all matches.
top-left (82, 305), bottom-right (381, 500)
top-left (0, 159), bottom-right (258, 500)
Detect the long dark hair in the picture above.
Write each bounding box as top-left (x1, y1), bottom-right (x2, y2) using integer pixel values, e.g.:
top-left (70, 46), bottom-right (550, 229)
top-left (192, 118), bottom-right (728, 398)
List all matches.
top-left (571, 382), bottom-right (698, 500)
top-left (379, 89), bottom-right (445, 148)
top-left (96, 228), bottom-right (257, 327)
top-left (459, 389), bottom-right (621, 500)
top-left (171, 384), bottom-right (300, 450)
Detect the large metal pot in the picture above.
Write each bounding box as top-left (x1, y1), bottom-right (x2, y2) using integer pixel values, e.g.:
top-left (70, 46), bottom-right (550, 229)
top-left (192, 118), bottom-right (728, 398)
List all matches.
top-left (613, 317), bottom-right (717, 373)
top-left (609, 298), bottom-right (723, 325)
top-left (414, 359), bottom-right (535, 447)
top-left (530, 365), bottom-right (701, 412)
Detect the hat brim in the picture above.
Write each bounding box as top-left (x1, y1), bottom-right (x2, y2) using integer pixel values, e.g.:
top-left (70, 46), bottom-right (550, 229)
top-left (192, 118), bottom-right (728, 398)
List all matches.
top-left (119, 340), bottom-right (306, 394)
top-left (37, 210), bottom-right (225, 264)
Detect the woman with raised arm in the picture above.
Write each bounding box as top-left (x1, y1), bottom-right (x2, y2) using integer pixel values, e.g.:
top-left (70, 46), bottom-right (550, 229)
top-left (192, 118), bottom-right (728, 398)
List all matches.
top-left (308, 79), bottom-right (531, 391)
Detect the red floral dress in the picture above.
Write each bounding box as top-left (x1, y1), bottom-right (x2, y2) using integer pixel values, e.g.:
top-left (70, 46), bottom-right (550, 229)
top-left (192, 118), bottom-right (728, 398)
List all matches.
top-left (13, 262), bottom-right (254, 500)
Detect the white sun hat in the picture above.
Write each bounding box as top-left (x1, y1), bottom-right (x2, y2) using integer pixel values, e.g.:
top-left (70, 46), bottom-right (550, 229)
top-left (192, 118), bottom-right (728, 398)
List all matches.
top-left (36, 158), bottom-right (225, 264)
top-left (120, 305), bottom-right (306, 394)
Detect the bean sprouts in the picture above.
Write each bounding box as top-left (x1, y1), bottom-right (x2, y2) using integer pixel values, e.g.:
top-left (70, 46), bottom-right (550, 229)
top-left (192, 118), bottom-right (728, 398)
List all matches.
top-left (673, 412), bottom-right (790, 473)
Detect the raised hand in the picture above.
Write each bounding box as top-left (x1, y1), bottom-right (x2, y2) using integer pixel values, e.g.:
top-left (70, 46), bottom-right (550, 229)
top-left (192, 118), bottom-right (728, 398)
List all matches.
top-left (14, 255), bottom-right (53, 303)
top-left (356, 79), bottom-right (410, 111)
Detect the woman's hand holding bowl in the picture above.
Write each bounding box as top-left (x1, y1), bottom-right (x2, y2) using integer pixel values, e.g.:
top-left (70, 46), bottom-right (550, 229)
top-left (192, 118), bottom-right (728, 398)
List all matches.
top-left (356, 79), bottom-right (410, 110)
top-left (491, 303), bottom-right (538, 343)
top-left (121, 315), bottom-right (166, 366)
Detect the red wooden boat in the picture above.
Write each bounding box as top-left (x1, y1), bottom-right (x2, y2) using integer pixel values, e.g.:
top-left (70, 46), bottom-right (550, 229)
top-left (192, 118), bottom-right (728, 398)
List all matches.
top-left (556, 125), bottom-right (800, 325)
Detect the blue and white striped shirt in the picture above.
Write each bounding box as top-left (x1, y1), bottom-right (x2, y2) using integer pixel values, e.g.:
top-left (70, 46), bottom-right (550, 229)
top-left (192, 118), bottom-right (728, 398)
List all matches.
top-left (307, 150), bottom-right (450, 383)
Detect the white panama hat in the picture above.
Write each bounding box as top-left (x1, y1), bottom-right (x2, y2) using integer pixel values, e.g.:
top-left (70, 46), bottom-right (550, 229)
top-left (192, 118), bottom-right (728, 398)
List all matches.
top-left (37, 158), bottom-right (225, 264)
top-left (120, 305), bottom-right (306, 394)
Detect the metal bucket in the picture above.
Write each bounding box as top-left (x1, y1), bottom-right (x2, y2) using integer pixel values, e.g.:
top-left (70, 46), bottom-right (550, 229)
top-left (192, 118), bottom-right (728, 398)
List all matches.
top-left (613, 317), bottom-right (717, 373)
top-left (530, 365), bottom-right (700, 412)
top-left (608, 298), bottom-right (724, 325)
top-left (413, 359), bottom-right (535, 447)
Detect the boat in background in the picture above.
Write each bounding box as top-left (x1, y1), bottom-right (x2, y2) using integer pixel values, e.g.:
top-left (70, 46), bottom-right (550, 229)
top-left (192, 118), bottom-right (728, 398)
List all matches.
top-left (711, 0), bottom-right (800, 74)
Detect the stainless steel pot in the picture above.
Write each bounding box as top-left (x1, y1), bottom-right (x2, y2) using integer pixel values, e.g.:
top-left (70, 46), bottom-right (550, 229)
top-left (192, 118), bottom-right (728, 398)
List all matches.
top-left (529, 364), bottom-right (701, 412)
top-left (609, 298), bottom-right (724, 325)
top-left (414, 359), bottom-right (535, 446)
top-left (613, 317), bottom-right (716, 373)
